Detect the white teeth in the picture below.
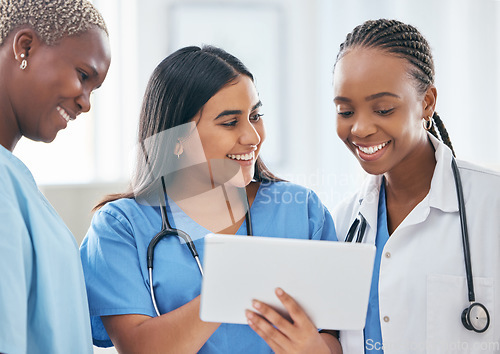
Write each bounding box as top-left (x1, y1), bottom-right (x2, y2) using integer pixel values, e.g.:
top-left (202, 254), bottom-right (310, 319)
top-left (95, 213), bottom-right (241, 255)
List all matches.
top-left (358, 142), bottom-right (388, 155)
top-left (56, 106), bottom-right (73, 122)
top-left (227, 151), bottom-right (255, 161)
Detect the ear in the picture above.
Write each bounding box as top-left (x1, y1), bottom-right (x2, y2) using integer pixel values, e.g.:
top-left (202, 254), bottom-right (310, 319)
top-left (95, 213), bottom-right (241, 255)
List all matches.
top-left (12, 28), bottom-right (41, 63)
top-left (422, 85), bottom-right (437, 118)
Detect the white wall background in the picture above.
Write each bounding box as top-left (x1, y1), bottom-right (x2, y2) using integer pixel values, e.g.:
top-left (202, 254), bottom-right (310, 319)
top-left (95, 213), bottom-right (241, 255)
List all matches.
top-left (13, 1), bottom-right (500, 352)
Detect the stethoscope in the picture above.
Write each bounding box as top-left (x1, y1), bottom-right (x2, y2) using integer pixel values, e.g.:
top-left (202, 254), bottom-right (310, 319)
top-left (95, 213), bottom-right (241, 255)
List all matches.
top-left (146, 176), bottom-right (253, 316)
top-left (346, 158), bottom-right (490, 333)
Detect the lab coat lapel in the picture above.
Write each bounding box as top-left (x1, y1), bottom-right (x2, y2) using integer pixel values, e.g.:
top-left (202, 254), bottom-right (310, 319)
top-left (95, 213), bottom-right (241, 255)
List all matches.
top-left (427, 133), bottom-right (459, 213)
top-left (356, 174), bottom-right (383, 245)
top-left (347, 134), bottom-right (457, 235)
top-left (339, 173), bottom-right (382, 353)
top-left (394, 135), bottom-right (459, 230)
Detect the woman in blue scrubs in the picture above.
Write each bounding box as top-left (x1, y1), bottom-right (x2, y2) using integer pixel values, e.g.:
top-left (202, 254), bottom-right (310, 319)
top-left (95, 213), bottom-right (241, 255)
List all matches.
top-left (0, 1), bottom-right (111, 353)
top-left (332, 19), bottom-right (500, 354)
top-left (80, 45), bottom-right (340, 353)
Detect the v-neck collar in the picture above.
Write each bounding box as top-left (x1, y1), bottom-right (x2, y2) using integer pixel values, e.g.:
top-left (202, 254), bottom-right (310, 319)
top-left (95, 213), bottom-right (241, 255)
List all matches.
top-left (164, 183), bottom-right (263, 239)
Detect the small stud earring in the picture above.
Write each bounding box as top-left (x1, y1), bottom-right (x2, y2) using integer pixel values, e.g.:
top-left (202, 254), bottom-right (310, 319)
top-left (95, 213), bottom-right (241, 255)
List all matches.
top-left (174, 139), bottom-right (184, 159)
top-left (19, 53), bottom-right (27, 70)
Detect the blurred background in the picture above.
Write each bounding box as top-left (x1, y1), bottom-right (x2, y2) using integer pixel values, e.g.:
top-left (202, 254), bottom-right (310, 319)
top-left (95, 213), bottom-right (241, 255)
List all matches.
top-left (14, 0), bottom-right (500, 351)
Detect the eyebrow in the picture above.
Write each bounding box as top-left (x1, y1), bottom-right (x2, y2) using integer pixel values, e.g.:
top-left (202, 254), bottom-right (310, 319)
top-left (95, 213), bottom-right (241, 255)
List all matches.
top-left (365, 92), bottom-right (400, 101)
top-left (84, 64), bottom-right (102, 89)
top-left (90, 66), bottom-right (99, 77)
top-left (333, 92), bottom-right (401, 103)
top-left (81, 63), bottom-right (99, 78)
top-left (214, 101), bottom-right (262, 120)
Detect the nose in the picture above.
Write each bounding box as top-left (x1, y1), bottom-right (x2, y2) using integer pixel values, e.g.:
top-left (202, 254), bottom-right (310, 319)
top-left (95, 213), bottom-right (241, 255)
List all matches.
top-left (351, 113), bottom-right (376, 138)
top-left (75, 89), bottom-right (92, 114)
top-left (239, 119), bottom-right (261, 146)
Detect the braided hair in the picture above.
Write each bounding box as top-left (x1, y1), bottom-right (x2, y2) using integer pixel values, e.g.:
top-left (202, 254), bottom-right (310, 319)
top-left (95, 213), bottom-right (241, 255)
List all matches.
top-left (0, 0), bottom-right (108, 46)
top-left (335, 19), bottom-right (455, 156)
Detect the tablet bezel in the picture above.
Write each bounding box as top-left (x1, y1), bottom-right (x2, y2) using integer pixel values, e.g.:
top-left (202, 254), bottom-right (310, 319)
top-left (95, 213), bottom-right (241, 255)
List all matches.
top-left (200, 234), bottom-right (375, 330)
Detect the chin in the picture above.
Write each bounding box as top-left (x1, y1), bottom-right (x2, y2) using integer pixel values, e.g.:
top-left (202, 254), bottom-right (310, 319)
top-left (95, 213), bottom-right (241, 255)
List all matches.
top-left (26, 132), bottom-right (58, 144)
top-left (358, 161), bottom-right (387, 176)
top-left (42, 135), bottom-right (58, 143)
top-left (226, 173), bottom-right (252, 188)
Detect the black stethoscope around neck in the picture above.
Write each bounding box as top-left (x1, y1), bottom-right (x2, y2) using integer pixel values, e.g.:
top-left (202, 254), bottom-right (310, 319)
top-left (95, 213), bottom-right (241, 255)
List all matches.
top-left (346, 158), bottom-right (490, 334)
top-left (146, 176), bottom-right (253, 316)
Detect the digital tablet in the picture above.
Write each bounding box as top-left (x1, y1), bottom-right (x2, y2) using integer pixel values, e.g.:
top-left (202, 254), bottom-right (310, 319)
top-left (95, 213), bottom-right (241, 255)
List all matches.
top-left (199, 234), bottom-right (375, 330)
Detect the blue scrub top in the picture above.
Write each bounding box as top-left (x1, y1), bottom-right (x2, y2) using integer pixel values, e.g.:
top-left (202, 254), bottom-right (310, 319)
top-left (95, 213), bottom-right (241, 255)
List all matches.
top-left (364, 181), bottom-right (389, 353)
top-left (80, 181), bottom-right (337, 351)
top-left (0, 145), bottom-right (93, 354)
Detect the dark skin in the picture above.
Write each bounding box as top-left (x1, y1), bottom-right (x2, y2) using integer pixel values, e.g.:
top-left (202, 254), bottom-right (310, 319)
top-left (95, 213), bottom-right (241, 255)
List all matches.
top-left (334, 48), bottom-right (437, 234)
top-left (0, 26), bottom-right (111, 151)
top-left (384, 142), bottom-right (436, 234)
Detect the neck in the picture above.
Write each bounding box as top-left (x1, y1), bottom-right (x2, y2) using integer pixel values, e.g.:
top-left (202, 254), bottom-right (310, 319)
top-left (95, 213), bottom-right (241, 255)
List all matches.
top-left (383, 137), bottom-right (436, 234)
top-left (0, 117), bottom-right (21, 152)
top-left (0, 61), bottom-right (21, 152)
top-left (165, 167), bottom-right (259, 234)
top-left (384, 137), bottom-right (436, 202)
top-left (0, 96), bottom-right (22, 152)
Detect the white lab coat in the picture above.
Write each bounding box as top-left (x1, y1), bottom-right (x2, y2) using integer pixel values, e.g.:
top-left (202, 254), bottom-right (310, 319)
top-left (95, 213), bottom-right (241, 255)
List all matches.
top-left (333, 134), bottom-right (500, 354)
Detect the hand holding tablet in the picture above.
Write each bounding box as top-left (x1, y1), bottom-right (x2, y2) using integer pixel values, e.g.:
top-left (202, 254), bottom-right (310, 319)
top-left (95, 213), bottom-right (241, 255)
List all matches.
top-left (200, 234), bottom-right (375, 330)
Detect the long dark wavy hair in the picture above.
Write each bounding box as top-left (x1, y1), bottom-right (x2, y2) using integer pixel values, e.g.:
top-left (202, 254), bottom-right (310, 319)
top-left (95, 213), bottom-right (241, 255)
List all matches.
top-left (95, 45), bottom-right (282, 210)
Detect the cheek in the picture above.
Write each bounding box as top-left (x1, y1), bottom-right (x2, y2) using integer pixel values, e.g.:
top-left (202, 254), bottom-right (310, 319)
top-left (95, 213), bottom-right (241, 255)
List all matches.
top-left (336, 118), bottom-right (349, 139)
top-left (255, 123), bottom-right (266, 147)
top-left (395, 109), bottom-right (423, 138)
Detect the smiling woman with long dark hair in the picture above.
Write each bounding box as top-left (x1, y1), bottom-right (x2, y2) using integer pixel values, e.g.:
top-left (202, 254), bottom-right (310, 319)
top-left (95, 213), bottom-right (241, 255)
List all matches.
top-left (80, 45), bottom-right (340, 354)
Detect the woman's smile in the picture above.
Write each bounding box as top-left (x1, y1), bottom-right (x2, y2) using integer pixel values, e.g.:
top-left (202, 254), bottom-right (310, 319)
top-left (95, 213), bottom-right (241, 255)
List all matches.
top-left (352, 141), bottom-right (391, 161)
top-left (226, 151), bottom-right (256, 166)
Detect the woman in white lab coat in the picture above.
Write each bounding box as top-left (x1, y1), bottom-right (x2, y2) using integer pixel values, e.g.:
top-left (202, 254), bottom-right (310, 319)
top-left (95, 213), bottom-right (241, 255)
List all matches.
top-left (331, 19), bottom-right (500, 354)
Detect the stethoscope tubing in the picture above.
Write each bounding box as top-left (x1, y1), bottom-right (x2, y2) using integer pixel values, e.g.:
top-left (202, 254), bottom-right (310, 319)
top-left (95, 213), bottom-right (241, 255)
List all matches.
top-left (451, 158), bottom-right (475, 302)
top-left (147, 176), bottom-right (252, 316)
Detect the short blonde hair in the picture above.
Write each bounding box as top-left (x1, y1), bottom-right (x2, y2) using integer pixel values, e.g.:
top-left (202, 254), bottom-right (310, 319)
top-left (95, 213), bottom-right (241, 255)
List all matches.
top-left (0, 0), bottom-right (108, 46)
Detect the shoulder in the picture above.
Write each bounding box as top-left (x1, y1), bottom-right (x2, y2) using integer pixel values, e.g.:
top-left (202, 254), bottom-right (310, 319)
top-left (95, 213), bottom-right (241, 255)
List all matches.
top-left (457, 160), bottom-right (500, 197)
top-left (84, 197), bottom-right (158, 254)
top-left (454, 161), bottom-right (500, 216)
top-left (97, 197), bottom-right (153, 216)
top-left (0, 148), bottom-right (37, 198)
top-left (434, 137), bottom-right (500, 193)
top-left (0, 149), bottom-right (40, 225)
top-left (457, 159), bottom-right (500, 180)
top-left (91, 198), bottom-right (154, 233)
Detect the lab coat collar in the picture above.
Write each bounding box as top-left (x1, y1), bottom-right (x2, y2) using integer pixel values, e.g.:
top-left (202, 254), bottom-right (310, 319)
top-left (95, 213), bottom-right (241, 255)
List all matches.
top-left (356, 133), bottom-right (458, 229)
top-left (427, 133), bottom-right (459, 213)
top-left (357, 174), bottom-right (383, 234)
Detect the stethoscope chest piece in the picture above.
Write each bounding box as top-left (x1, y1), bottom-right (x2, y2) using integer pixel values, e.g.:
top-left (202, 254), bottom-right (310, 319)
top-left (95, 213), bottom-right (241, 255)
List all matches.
top-left (461, 302), bottom-right (490, 333)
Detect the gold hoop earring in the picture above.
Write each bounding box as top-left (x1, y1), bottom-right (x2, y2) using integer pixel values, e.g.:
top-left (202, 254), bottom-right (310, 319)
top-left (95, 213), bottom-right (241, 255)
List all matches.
top-left (19, 53), bottom-right (28, 70)
top-left (423, 116), bottom-right (433, 131)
